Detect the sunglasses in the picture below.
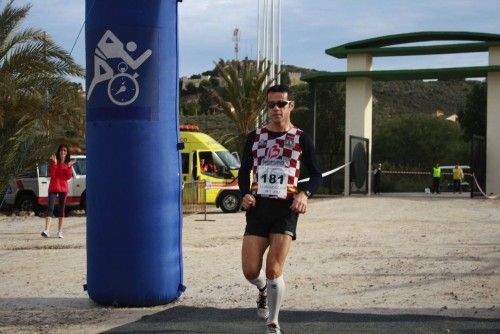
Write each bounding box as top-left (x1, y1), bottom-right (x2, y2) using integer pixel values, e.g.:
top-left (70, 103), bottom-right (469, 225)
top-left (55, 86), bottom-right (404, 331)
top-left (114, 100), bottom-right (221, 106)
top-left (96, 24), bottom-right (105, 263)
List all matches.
top-left (267, 100), bottom-right (291, 109)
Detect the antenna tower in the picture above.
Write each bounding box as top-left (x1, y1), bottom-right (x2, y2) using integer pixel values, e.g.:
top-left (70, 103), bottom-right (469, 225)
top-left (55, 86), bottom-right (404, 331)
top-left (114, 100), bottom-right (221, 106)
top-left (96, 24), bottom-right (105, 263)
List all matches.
top-left (233, 28), bottom-right (240, 61)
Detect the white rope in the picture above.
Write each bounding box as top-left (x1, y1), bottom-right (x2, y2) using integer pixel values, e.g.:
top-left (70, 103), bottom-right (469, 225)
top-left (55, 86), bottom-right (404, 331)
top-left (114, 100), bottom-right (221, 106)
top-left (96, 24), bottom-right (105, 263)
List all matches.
top-left (472, 174), bottom-right (500, 199)
top-left (298, 162), bottom-right (350, 183)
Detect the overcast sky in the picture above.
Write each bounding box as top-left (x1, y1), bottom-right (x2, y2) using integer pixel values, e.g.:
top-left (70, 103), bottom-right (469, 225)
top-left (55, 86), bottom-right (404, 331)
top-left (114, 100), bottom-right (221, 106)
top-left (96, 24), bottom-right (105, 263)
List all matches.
top-left (9, 0), bottom-right (500, 82)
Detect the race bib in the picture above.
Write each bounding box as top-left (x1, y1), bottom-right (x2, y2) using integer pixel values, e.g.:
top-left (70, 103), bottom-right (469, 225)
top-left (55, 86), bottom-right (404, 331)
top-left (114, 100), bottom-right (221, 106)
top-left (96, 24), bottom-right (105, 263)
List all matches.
top-left (257, 165), bottom-right (287, 198)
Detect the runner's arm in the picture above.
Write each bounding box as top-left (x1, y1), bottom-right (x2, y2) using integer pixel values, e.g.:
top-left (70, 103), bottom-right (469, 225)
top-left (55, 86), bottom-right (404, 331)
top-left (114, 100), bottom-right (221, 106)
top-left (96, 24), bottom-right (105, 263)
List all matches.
top-left (299, 133), bottom-right (322, 197)
top-left (238, 131), bottom-right (256, 196)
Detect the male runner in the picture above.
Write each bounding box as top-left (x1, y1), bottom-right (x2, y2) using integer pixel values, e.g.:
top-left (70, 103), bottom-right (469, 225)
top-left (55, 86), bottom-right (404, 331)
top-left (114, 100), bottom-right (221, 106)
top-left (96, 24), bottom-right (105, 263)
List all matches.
top-left (238, 84), bottom-right (322, 334)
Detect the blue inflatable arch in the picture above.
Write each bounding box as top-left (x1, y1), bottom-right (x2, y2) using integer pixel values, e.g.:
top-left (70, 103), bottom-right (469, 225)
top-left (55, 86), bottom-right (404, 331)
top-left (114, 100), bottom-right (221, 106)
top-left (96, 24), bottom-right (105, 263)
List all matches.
top-left (85, 0), bottom-right (184, 306)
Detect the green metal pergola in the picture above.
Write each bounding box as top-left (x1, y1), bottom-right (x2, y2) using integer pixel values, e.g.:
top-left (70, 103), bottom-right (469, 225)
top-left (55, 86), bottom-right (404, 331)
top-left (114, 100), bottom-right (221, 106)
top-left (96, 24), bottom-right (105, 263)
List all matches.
top-left (303, 31), bottom-right (500, 82)
top-left (300, 31), bottom-right (500, 195)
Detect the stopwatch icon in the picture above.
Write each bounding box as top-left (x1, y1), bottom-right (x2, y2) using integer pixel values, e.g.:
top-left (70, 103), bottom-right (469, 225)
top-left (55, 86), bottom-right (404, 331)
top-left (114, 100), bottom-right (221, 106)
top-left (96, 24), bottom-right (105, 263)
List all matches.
top-left (107, 62), bottom-right (139, 106)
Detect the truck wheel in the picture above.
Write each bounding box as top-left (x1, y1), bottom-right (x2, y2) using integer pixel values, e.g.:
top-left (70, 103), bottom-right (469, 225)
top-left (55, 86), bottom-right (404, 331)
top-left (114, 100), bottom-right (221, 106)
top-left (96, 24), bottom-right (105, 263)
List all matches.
top-left (219, 191), bottom-right (242, 213)
top-left (16, 193), bottom-right (38, 213)
top-left (80, 191), bottom-right (86, 211)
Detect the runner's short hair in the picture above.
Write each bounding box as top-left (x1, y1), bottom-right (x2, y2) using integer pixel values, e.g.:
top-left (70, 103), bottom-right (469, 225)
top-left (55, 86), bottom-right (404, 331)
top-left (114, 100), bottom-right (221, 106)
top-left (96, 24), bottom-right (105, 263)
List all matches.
top-left (267, 84), bottom-right (293, 100)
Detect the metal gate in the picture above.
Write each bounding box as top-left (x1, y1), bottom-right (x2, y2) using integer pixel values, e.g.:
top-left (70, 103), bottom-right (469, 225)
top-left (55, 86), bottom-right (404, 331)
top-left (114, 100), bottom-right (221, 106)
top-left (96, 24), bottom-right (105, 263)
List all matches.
top-left (349, 135), bottom-right (369, 195)
top-left (471, 135), bottom-right (486, 198)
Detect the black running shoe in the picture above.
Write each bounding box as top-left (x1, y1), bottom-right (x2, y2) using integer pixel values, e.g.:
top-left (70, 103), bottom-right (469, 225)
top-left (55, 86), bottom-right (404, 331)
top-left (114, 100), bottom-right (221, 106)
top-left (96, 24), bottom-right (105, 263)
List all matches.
top-left (257, 293), bottom-right (269, 320)
top-left (266, 323), bottom-right (282, 334)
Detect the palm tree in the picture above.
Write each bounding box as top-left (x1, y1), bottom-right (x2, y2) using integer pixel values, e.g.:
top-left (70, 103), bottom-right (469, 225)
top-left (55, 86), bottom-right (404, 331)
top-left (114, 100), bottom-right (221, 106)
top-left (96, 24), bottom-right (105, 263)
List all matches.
top-left (204, 59), bottom-right (274, 154)
top-left (0, 0), bottom-right (84, 194)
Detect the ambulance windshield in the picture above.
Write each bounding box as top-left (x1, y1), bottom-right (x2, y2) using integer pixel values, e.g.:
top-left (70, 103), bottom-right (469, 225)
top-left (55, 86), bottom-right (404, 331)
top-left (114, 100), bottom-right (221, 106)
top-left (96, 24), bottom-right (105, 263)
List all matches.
top-left (216, 151), bottom-right (240, 169)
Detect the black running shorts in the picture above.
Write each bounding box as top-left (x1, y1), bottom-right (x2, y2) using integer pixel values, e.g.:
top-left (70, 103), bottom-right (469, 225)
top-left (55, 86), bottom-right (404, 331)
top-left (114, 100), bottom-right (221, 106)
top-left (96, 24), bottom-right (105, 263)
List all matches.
top-left (244, 197), bottom-right (299, 240)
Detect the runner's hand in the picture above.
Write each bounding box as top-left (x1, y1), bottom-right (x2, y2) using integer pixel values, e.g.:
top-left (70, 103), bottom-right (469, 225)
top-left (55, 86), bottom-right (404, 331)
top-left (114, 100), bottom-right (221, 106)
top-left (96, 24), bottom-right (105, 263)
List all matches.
top-left (242, 194), bottom-right (256, 210)
top-left (68, 159), bottom-right (77, 167)
top-left (50, 155), bottom-right (57, 163)
top-left (290, 191), bottom-right (308, 214)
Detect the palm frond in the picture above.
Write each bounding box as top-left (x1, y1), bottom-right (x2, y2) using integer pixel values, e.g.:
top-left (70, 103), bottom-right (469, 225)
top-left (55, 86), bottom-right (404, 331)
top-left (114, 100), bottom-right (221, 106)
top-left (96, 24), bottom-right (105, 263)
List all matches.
top-left (0, 0), bottom-right (31, 49)
top-left (203, 59), bottom-right (276, 153)
top-left (0, 1), bottom-right (85, 190)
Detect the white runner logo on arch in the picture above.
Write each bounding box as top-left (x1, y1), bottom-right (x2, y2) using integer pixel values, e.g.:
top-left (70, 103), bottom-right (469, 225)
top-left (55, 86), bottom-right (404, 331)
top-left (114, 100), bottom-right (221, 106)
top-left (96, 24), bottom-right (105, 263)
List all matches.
top-left (87, 30), bottom-right (152, 106)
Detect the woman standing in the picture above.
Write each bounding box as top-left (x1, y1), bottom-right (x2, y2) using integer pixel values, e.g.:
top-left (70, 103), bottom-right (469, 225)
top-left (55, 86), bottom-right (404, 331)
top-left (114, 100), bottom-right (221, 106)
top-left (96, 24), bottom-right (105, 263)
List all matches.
top-left (41, 144), bottom-right (75, 238)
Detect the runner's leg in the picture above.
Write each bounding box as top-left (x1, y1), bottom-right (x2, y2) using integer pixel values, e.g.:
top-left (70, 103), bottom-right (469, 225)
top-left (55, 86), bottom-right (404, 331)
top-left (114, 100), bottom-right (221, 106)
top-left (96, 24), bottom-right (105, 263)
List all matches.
top-left (242, 235), bottom-right (269, 282)
top-left (242, 235), bottom-right (271, 319)
top-left (266, 233), bottom-right (292, 327)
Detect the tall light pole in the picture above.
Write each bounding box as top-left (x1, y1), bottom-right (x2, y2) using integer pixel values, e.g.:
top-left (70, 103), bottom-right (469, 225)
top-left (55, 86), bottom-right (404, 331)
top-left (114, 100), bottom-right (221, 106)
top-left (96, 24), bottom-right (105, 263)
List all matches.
top-left (256, 0), bottom-right (282, 84)
top-left (277, 0), bottom-right (282, 83)
top-left (256, 0), bottom-right (282, 126)
top-left (258, 0), bottom-right (265, 68)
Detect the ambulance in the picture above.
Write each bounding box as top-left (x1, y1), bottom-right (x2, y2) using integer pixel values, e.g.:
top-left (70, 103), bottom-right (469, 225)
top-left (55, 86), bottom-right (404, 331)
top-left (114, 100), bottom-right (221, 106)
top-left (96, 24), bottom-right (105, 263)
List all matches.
top-left (180, 125), bottom-right (242, 213)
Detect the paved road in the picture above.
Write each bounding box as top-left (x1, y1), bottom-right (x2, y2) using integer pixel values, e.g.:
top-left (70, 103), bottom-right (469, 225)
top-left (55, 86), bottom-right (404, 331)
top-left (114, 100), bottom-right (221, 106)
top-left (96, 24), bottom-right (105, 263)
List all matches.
top-left (105, 306), bottom-right (500, 334)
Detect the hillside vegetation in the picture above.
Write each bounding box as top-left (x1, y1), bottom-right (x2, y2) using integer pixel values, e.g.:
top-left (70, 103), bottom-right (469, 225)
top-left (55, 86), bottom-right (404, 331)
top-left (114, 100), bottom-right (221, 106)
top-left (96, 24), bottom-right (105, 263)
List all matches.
top-left (180, 63), bottom-right (482, 193)
top-left (181, 67), bottom-right (475, 146)
top-left (373, 79), bottom-right (472, 118)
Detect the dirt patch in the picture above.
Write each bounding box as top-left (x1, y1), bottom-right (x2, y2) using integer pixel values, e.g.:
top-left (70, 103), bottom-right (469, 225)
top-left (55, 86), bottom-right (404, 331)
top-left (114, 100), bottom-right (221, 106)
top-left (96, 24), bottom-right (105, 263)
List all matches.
top-left (1, 196), bottom-right (499, 333)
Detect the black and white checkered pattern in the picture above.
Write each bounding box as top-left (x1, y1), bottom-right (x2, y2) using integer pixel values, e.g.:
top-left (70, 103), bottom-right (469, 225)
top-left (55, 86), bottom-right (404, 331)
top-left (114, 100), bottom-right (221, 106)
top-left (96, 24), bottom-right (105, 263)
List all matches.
top-left (251, 127), bottom-right (303, 199)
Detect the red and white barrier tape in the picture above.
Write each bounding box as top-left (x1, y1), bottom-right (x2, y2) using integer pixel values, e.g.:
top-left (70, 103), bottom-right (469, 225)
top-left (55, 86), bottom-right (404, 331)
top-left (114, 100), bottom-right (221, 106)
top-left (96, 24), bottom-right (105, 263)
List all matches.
top-left (384, 171), bottom-right (474, 176)
top-left (383, 170), bottom-right (430, 175)
top-left (471, 174), bottom-right (499, 199)
top-left (298, 162), bottom-right (350, 183)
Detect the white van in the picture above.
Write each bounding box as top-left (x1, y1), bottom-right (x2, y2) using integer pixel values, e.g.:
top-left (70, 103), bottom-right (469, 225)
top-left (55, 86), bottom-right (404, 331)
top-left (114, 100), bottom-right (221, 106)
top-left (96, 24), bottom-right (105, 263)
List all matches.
top-left (440, 165), bottom-right (471, 192)
top-left (4, 155), bottom-right (86, 212)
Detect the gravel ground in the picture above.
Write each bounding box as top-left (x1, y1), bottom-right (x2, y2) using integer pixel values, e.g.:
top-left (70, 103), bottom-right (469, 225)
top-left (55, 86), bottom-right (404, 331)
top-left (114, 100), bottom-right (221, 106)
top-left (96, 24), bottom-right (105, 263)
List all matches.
top-left (0, 195), bottom-right (499, 333)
